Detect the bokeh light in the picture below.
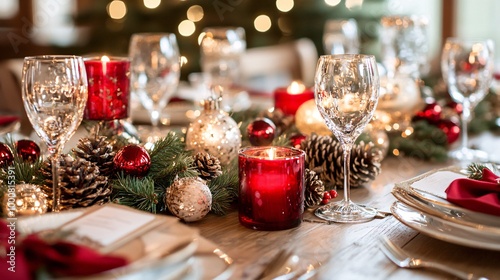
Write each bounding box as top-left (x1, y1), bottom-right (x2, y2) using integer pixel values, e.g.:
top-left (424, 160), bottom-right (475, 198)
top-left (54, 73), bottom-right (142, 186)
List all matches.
top-left (276, 0), bottom-right (294, 12)
top-left (254, 15), bottom-right (272, 32)
top-left (187, 5), bottom-right (204, 22)
top-left (325, 0), bottom-right (341, 7)
top-left (143, 0), bottom-right (161, 9)
top-left (178, 19), bottom-right (196, 36)
top-left (107, 0), bottom-right (127, 20)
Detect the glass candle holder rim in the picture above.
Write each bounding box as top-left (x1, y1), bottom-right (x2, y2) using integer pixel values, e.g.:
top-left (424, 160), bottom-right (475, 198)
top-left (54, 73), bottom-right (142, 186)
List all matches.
top-left (24, 55), bottom-right (83, 62)
top-left (83, 56), bottom-right (130, 62)
top-left (130, 32), bottom-right (177, 41)
top-left (239, 146), bottom-right (305, 160)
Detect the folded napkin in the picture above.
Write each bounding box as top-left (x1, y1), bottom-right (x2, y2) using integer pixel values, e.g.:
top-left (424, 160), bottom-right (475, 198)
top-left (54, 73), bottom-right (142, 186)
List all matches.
top-left (445, 168), bottom-right (500, 216)
top-left (0, 221), bottom-right (128, 280)
top-left (0, 115), bottom-right (19, 126)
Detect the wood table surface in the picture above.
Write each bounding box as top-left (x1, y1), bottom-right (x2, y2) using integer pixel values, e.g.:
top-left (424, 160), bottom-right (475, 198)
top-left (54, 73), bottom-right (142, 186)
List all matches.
top-left (191, 155), bottom-right (500, 280)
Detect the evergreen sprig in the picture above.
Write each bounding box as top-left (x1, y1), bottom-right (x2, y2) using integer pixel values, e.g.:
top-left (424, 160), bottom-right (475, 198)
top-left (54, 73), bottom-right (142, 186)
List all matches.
top-left (466, 163), bottom-right (488, 180)
top-left (111, 174), bottom-right (159, 213)
top-left (207, 164), bottom-right (239, 215)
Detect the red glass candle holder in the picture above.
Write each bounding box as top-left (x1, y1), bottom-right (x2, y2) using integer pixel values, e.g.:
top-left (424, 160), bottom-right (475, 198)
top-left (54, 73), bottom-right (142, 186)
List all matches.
top-left (238, 146), bottom-right (305, 230)
top-left (84, 56), bottom-right (130, 121)
top-left (274, 81), bottom-right (314, 115)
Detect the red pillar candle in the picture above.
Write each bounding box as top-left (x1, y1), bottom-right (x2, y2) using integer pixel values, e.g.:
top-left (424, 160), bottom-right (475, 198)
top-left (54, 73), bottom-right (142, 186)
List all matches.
top-left (274, 81), bottom-right (314, 115)
top-left (238, 146), bottom-right (305, 230)
top-left (84, 56), bottom-right (130, 120)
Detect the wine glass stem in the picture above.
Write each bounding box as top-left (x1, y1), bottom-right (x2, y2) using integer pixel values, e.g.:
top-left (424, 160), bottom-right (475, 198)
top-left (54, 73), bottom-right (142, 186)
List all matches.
top-left (150, 110), bottom-right (160, 127)
top-left (460, 99), bottom-right (471, 150)
top-left (342, 143), bottom-right (353, 207)
top-left (50, 153), bottom-right (61, 212)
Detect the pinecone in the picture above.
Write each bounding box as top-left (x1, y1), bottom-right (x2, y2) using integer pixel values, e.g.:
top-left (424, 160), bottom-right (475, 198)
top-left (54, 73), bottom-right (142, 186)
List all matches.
top-left (301, 134), bottom-right (382, 189)
top-left (41, 155), bottom-right (111, 211)
top-left (304, 168), bottom-right (325, 208)
top-left (193, 152), bottom-right (223, 180)
top-left (73, 136), bottom-right (116, 177)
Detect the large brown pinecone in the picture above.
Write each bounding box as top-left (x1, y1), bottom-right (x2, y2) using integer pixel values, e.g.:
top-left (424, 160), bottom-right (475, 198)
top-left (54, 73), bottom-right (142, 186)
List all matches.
top-left (301, 134), bottom-right (382, 189)
top-left (304, 168), bottom-right (325, 208)
top-left (73, 136), bottom-right (116, 177)
top-left (41, 155), bottom-right (111, 211)
top-left (193, 152), bottom-right (223, 180)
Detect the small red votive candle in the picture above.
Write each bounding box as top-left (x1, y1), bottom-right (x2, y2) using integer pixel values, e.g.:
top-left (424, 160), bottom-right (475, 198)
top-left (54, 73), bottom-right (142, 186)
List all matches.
top-left (274, 81), bottom-right (314, 115)
top-left (84, 56), bottom-right (130, 120)
top-left (238, 146), bottom-right (305, 230)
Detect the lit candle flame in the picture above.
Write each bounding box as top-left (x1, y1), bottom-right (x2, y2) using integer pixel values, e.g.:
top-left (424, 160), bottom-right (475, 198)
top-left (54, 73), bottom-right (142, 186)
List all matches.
top-left (287, 81), bottom-right (306, 94)
top-left (267, 147), bottom-right (276, 160)
top-left (101, 55), bottom-right (110, 62)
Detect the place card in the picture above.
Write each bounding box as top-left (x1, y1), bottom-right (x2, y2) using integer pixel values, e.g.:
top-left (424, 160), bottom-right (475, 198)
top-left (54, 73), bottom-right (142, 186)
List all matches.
top-left (57, 204), bottom-right (172, 254)
top-left (410, 170), bottom-right (466, 198)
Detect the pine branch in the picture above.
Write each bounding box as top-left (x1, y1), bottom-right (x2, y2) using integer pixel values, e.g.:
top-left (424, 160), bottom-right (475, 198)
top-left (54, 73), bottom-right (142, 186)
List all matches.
top-left (467, 163), bottom-right (487, 180)
top-left (111, 174), bottom-right (159, 213)
top-left (207, 164), bottom-right (239, 215)
top-left (147, 132), bottom-right (192, 178)
top-left (272, 133), bottom-right (291, 147)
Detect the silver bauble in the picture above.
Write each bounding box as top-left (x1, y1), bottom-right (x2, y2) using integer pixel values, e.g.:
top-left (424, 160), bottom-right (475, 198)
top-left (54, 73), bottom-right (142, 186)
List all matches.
top-left (165, 177), bottom-right (212, 222)
top-left (185, 96), bottom-right (241, 166)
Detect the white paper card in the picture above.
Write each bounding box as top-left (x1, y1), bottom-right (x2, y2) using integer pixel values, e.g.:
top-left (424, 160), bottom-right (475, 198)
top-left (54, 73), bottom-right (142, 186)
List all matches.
top-left (61, 205), bottom-right (156, 247)
top-left (411, 171), bottom-right (466, 197)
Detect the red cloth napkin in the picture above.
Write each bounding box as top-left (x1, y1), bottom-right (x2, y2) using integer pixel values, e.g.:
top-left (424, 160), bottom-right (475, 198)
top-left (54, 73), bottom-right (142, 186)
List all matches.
top-left (0, 221), bottom-right (128, 279)
top-left (445, 168), bottom-right (500, 216)
top-left (0, 115), bottom-right (19, 126)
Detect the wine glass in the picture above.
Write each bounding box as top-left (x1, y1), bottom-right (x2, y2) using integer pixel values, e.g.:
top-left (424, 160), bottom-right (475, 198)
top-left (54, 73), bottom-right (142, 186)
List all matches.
top-left (129, 33), bottom-right (181, 142)
top-left (441, 38), bottom-right (494, 163)
top-left (200, 27), bottom-right (247, 111)
top-left (323, 19), bottom-right (359, 55)
top-left (314, 54), bottom-right (380, 223)
top-left (22, 55), bottom-right (88, 212)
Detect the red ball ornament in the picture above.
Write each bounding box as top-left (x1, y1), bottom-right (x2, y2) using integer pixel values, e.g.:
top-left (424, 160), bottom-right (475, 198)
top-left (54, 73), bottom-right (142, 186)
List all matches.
top-left (0, 143), bottom-right (13, 166)
top-left (113, 145), bottom-right (151, 177)
top-left (413, 103), bottom-right (442, 124)
top-left (247, 118), bottom-right (276, 146)
top-left (15, 140), bottom-right (41, 162)
top-left (437, 119), bottom-right (460, 144)
top-left (290, 133), bottom-right (307, 149)
top-left (446, 101), bottom-right (463, 115)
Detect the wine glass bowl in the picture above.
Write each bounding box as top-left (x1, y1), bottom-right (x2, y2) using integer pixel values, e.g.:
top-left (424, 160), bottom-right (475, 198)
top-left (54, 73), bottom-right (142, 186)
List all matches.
top-left (441, 38), bottom-right (494, 163)
top-left (22, 55), bottom-right (88, 211)
top-left (314, 54), bottom-right (380, 223)
top-left (129, 33), bottom-right (180, 137)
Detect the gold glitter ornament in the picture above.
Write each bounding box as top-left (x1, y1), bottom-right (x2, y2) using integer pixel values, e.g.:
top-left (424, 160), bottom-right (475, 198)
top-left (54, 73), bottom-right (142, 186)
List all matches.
top-left (165, 177), bottom-right (212, 222)
top-left (185, 95), bottom-right (241, 166)
top-left (2, 184), bottom-right (48, 217)
top-left (295, 100), bottom-right (332, 136)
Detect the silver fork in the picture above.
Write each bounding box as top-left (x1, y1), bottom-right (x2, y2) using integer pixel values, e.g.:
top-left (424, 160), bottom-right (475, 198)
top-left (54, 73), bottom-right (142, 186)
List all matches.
top-left (379, 236), bottom-right (489, 280)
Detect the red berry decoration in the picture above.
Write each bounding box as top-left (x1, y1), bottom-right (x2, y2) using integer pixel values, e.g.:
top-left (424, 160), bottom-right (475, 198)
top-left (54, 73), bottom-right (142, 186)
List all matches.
top-left (247, 118), bottom-right (276, 146)
top-left (290, 133), bottom-right (307, 149)
top-left (321, 191), bottom-right (331, 205)
top-left (0, 143), bottom-right (13, 166)
top-left (413, 103), bottom-right (442, 124)
top-left (437, 119), bottom-right (460, 144)
top-left (329, 189), bottom-right (338, 199)
top-left (113, 145), bottom-right (151, 177)
top-left (15, 140), bottom-right (41, 162)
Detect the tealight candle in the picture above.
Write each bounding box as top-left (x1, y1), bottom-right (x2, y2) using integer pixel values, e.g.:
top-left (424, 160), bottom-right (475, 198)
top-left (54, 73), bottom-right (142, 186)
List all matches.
top-left (238, 146), bottom-right (305, 230)
top-left (274, 80), bottom-right (314, 115)
top-left (84, 56), bottom-right (130, 121)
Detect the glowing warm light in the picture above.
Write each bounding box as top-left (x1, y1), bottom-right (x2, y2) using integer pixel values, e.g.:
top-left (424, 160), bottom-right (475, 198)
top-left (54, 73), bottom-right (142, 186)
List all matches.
top-left (287, 81), bottom-right (306, 94)
top-left (143, 0), bottom-right (161, 9)
top-left (180, 56), bottom-right (188, 66)
top-left (101, 55), bottom-right (110, 62)
top-left (345, 0), bottom-right (364, 9)
top-left (178, 20), bottom-right (195, 37)
top-left (267, 147), bottom-right (277, 160)
top-left (392, 149), bottom-right (400, 156)
top-left (254, 15), bottom-right (272, 32)
top-left (198, 32), bottom-right (206, 45)
top-left (187, 5), bottom-right (204, 22)
top-left (276, 0), bottom-right (294, 12)
top-left (107, 0), bottom-right (127, 20)
top-left (325, 0), bottom-right (341, 6)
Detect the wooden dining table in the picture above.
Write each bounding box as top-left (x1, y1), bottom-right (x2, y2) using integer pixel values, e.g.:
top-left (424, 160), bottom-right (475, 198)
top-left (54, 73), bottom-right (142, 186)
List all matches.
top-left (191, 134), bottom-right (500, 280)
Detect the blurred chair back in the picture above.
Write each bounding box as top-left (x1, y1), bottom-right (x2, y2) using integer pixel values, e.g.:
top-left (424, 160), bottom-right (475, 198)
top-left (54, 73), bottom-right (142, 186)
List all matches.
top-left (240, 38), bottom-right (318, 93)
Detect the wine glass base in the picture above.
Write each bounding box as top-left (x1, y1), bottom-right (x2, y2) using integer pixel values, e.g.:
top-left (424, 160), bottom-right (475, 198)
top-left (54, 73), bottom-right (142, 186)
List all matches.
top-left (448, 147), bottom-right (490, 166)
top-left (314, 200), bottom-right (377, 223)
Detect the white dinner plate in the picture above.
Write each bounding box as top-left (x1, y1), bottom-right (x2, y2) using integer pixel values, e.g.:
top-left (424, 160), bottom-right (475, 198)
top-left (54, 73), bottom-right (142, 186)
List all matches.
top-left (16, 208), bottom-right (234, 279)
top-left (391, 201), bottom-right (500, 251)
